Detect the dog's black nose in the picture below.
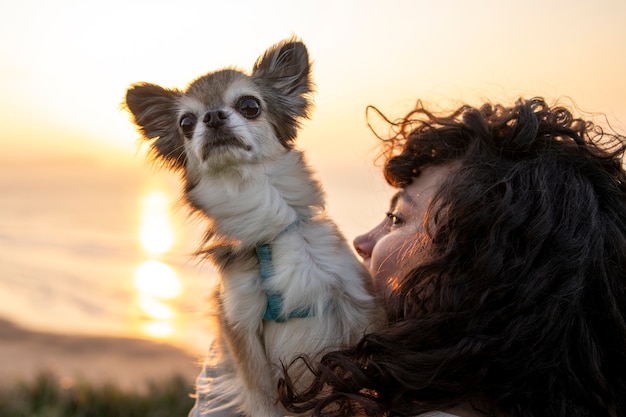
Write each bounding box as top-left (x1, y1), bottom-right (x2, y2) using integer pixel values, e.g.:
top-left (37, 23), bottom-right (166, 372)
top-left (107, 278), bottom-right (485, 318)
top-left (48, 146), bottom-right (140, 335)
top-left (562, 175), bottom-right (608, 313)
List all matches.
top-left (203, 110), bottom-right (227, 128)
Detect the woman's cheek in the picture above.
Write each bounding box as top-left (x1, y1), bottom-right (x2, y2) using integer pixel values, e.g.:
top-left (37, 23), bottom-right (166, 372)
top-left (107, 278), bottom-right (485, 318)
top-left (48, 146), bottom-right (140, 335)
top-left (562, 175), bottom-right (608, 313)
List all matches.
top-left (370, 235), bottom-right (404, 296)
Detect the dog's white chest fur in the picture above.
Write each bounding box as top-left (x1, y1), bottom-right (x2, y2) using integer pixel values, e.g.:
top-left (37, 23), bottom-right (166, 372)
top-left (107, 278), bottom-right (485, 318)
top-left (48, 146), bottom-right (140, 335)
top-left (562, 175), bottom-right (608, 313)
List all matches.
top-left (187, 149), bottom-right (376, 416)
top-left (186, 150), bottom-right (316, 246)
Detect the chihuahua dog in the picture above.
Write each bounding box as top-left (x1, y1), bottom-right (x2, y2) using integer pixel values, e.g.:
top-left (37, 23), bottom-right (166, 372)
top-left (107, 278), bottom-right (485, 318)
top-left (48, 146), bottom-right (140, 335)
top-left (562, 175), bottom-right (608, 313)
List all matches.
top-left (125, 38), bottom-right (377, 417)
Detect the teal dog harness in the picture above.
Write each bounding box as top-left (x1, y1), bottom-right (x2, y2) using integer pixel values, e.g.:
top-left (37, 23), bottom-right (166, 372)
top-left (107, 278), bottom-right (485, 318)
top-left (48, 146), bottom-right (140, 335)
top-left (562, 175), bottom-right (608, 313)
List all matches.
top-left (254, 220), bottom-right (313, 322)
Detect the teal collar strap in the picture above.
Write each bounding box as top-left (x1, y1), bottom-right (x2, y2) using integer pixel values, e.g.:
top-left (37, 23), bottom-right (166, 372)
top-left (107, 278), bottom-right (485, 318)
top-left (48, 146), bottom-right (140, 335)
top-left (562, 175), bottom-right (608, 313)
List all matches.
top-left (255, 220), bottom-right (313, 322)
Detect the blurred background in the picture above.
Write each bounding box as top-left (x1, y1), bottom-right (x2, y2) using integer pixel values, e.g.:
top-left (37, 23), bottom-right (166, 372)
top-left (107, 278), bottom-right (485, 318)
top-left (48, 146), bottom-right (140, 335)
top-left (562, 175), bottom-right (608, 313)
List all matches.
top-left (0, 0), bottom-right (625, 387)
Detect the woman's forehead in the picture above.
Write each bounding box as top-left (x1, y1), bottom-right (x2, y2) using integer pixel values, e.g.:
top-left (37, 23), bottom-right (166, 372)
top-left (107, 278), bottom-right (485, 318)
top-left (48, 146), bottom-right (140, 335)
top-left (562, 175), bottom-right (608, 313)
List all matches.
top-left (399, 164), bottom-right (457, 202)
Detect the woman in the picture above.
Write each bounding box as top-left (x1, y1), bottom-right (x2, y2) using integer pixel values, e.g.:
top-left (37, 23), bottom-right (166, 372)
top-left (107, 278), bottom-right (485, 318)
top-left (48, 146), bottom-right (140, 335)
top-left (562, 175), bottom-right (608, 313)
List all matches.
top-left (279, 97), bottom-right (626, 417)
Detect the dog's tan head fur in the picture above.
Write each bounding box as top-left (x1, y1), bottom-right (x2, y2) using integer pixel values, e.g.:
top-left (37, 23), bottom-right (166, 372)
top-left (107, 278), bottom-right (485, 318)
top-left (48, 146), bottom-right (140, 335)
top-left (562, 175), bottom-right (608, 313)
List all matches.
top-left (125, 38), bottom-right (314, 175)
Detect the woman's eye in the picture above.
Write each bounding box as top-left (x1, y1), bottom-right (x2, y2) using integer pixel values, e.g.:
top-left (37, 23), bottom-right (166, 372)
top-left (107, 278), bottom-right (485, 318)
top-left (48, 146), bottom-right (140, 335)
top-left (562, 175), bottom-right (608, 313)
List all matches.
top-left (179, 115), bottom-right (197, 138)
top-left (237, 96), bottom-right (261, 119)
top-left (386, 212), bottom-right (404, 226)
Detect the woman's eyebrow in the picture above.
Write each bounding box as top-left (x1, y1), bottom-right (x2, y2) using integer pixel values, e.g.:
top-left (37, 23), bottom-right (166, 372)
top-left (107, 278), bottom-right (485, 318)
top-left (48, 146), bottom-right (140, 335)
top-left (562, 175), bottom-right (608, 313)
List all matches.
top-left (400, 189), bottom-right (421, 205)
top-left (390, 189), bottom-right (419, 210)
top-left (389, 191), bottom-right (402, 209)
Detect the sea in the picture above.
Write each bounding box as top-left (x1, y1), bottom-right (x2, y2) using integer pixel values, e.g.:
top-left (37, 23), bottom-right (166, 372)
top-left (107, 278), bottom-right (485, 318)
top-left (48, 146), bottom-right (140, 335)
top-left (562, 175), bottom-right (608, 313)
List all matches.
top-left (0, 154), bottom-right (387, 356)
top-left (0, 158), bottom-right (218, 355)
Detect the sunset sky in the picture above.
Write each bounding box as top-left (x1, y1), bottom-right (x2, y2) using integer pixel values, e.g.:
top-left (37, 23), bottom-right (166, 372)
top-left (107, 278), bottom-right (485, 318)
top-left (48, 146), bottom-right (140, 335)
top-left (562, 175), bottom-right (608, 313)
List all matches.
top-left (2, 0), bottom-right (625, 161)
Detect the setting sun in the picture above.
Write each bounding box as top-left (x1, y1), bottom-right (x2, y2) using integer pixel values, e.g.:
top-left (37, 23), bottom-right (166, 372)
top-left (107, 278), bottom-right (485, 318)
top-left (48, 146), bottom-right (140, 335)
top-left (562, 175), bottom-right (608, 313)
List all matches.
top-left (136, 293), bottom-right (175, 320)
top-left (140, 321), bottom-right (175, 338)
top-left (134, 260), bottom-right (182, 300)
top-left (134, 190), bottom-right (183, 340)
top-left (133, 260), bottom-right (182, 339)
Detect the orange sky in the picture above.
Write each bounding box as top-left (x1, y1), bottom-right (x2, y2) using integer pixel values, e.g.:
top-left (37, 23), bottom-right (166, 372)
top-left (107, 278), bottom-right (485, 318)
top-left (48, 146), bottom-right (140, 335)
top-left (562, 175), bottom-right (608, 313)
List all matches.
top-left (2, 0), bottom-right (625, 156)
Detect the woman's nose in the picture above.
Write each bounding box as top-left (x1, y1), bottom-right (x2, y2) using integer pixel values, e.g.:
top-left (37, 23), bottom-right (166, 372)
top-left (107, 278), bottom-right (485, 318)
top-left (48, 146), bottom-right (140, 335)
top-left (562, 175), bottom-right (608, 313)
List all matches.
top-left (353, 230), bottom-right (375, 260)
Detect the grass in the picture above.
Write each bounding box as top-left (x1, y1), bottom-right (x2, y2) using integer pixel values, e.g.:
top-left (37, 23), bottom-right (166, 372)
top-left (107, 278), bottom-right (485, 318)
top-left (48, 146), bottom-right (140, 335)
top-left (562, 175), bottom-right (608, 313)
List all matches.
top-left (0, 371), bottom-right (195, 417)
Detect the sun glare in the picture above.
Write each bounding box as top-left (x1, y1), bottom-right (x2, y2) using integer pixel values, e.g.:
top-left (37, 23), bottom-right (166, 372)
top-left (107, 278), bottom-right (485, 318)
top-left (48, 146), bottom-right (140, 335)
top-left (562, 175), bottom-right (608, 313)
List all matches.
top-left (133, 260), bottom-right (182, 339)
top-left (140, 321), bottom-right (175, 338)
top-left (139, 191), bottom-right (175, 255)
top-left (137, 293), bottom-right (175, 320)
top-left (134, 190), bottom-right (183, 340)
top-left (134, 260), bottom-right (182, 299)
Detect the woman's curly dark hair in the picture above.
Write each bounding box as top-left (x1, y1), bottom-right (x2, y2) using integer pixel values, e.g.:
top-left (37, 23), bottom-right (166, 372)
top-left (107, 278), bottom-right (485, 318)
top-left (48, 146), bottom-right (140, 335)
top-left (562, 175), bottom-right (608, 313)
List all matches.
top-left (279, 98), bottom-right (626, 417)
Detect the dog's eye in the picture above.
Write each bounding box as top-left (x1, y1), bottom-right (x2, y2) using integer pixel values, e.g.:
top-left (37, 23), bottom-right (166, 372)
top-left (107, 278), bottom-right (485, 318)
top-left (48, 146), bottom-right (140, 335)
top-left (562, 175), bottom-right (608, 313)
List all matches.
top-left (237, 96), bottom-right (261, 119)
top-left (179, 115), bottom-right (197, 137)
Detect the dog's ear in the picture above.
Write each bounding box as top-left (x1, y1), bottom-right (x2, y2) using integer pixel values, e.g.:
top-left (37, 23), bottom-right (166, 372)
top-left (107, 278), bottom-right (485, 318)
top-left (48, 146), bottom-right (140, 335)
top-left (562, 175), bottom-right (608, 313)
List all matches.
top-left (252, 38), bottom-right (314, 145)
top-left (125, 83), bottom-right (186, 170)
